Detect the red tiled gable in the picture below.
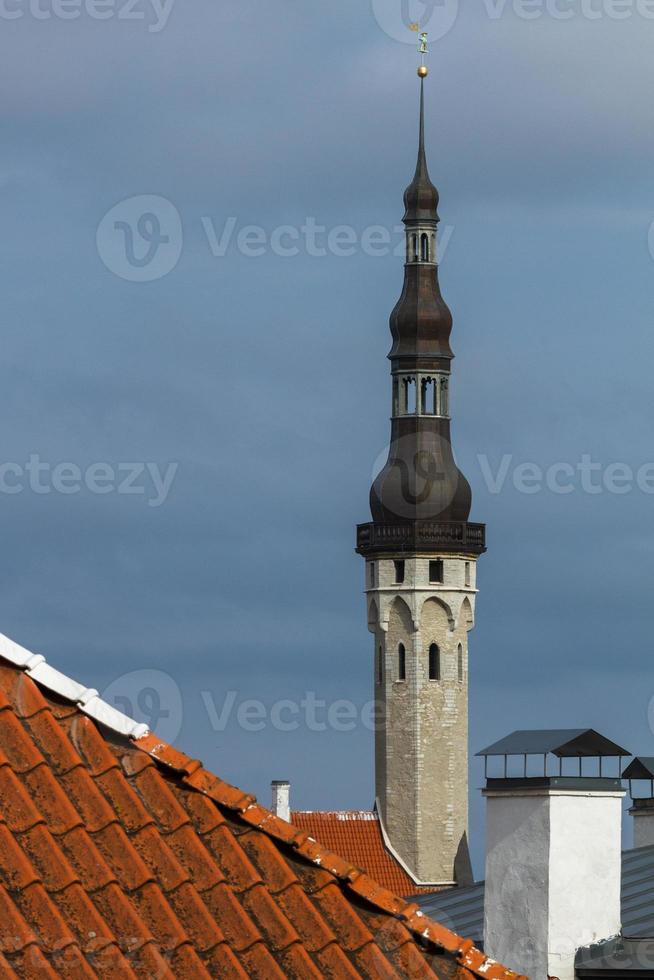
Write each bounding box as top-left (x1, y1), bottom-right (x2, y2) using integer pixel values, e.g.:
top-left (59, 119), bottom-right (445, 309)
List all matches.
top-left (0, 647), bottom-right (525, 979)
top-left (292, 811), bottom-right (441, 898)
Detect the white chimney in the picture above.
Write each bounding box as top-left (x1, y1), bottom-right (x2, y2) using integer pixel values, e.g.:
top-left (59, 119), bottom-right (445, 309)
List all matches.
top-left (623, 758), bottom-right (654, 847)
top-left (271, 780), bottom-right (290, 822)
top-left (480, 730), bottom-right (627, 980)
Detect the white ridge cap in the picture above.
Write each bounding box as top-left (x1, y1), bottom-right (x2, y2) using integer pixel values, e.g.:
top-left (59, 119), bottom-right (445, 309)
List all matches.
top-left (0, 630), bottom-right (150, 741)
top-left (0, 633), bottom-right (41, 668)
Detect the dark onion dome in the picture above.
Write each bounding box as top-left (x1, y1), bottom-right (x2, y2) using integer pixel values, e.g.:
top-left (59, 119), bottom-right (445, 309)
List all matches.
top-left (403, 80), bottom-right (439, 223)
top-left (369, 417), bottom-right (473, 524)
top-left (389, 264), bottom-right (453, 360)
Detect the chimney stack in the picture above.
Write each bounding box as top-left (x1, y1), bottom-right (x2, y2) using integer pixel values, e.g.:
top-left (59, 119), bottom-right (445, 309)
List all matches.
top-left (622, 757), bottom-right (654, 847)
top-left (271, 780), bottom-right (290, 822)
top-left (479, 729), bottom-right (628, 980)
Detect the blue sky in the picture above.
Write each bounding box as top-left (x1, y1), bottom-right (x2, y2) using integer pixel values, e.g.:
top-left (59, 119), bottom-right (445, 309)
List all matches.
top-left (1, 0), bottom-right (654, 873)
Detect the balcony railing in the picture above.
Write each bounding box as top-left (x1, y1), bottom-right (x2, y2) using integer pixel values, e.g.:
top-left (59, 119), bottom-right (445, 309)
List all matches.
top-left (356, 521), bottom-right (486, 555)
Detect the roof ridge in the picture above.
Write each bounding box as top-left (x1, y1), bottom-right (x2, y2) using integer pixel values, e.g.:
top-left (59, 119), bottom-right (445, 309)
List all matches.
top-left (0, 632), bottom-right (525, 980)
top-left (292, 809), bottom-right (378, 817)
top-left (0, 633), bottom-right (149, 740)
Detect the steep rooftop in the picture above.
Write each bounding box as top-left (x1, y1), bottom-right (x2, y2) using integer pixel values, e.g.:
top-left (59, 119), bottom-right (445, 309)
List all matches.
top-left (0, 632), bottom-right (523, 979)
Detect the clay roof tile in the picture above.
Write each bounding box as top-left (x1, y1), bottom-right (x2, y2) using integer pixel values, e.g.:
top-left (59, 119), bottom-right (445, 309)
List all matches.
top-left (236, 940), bottom-right (288, 979)
top-left (201, 823), bottom-right (263, 893)
top-left (314, 941), bottom-right (366, 978)
top-left (0, 883), bottom-right (40, 953)
top-left (237, 829), bottom-right (299, 895)
top-left (202, 941), bottom-right (252, 979)
top-left (20, 766), bottom-right (84, 838)
top-left (129, 766), bottom-right (191, 833)
top-left (3, 669), bottom-right (51, 720)
top-left (163, 823), bottom-right (225, 893)
top-left (0, 710), bottom-right (46, 775)
top-left (0, 765), bottom-right (45, 833)
top-left (56, 826), bottom-right (117, 893)
top-left (22, 711), bottom-right (83, 776)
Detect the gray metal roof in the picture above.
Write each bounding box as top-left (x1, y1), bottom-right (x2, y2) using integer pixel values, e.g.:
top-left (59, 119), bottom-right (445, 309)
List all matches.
top-left (622, 845), bottom-right (654, 939)
top-left (411, 845), bottom-right (654, 952)
top-left (476, 729), bottom-right (631, 759)
top-left (622, 758), bottom-right (654, 780)
top-left (575, 937), bottom-right (654, 976)
top-left (413, 880), bottom-right (485, 945)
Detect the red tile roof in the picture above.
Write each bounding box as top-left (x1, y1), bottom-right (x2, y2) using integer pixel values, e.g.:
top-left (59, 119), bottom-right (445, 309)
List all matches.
top-left (292, 811), bottom-right (441, 898)
top-left (0, 638), bottom-right (526, 979)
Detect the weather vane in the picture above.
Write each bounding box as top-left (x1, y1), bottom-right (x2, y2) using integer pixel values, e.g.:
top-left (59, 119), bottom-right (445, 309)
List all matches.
top-left (409, 24), bottom-right (429, 77)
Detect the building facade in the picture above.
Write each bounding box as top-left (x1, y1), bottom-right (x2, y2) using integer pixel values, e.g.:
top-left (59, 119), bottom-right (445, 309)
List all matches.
top-left (356, 77), bottom-right (485, 885)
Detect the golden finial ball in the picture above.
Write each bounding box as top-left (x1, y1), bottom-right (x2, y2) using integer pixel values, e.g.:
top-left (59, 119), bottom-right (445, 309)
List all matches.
top-left (417, 65), bottom-right (428, 78)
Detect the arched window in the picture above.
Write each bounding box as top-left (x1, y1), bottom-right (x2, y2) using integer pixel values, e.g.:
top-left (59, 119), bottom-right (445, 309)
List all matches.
top-left (441, 378), bottom-right (449, 416)
top-left (418, 377), bottom-right (436, 415)
top-left (428, 644), bottom-right (440, 681)
top-left (377, 645), bottom-right (383, 685)
top-left (457, 644), bottom-right (464, 682)
top-left (411, 234), bottom-right (418, 262)
top-left (420, 233), bottom-right (429, 262)
top-left (398, 643), bottom-right (406, 681)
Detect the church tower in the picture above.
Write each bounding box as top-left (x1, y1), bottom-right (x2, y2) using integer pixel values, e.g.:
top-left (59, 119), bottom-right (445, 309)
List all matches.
top-left (356, 71), bottom-right (485, 886)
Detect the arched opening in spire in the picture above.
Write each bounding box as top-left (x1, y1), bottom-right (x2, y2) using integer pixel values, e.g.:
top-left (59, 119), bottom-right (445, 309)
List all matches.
top-left (420, 233), bottom-right (429, 262)
top-left (440, 378), bottom-right (449, 416)
top-left (402, 377), bottom-right (417, 414)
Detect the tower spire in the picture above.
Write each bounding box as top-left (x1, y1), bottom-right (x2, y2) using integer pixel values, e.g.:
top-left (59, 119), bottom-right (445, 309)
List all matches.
top-left (404, 47), bottom-right (439, 223)
top-left (355, 57), bottom-right (486, 887)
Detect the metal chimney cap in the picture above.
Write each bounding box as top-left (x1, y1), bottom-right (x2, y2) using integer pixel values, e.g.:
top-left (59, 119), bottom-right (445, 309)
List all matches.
top-left (476, 729), bottom-right (631, 759)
